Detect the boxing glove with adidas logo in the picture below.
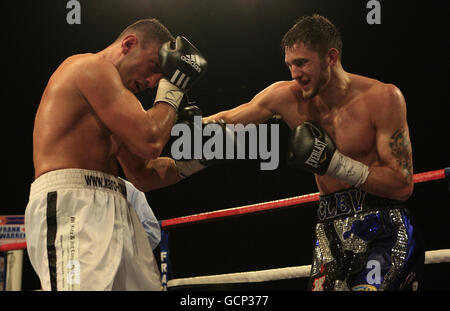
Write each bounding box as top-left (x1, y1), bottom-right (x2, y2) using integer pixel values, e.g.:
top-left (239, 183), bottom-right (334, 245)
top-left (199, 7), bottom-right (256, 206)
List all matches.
top-left (154, 36), bottom-right (208, 111)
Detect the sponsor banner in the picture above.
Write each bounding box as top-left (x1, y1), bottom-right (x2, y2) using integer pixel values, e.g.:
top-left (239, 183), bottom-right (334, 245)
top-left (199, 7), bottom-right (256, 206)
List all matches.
top-left (0, 215), bottom-right (26, 248)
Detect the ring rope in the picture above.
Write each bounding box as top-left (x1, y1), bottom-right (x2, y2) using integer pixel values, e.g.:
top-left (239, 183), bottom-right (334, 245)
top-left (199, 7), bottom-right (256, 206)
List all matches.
top-left (2, 245), bottom-right (449, 287)
top-left (161, 168), bottom-right (450, 229)
top-left (161, 167), bottom-right (449, 289)
top-left (167, 249), bottom-right (450, 288)
top-left (1, 168), bottom-right (449, 291)
top-left (1, 168), bottom-right (447, 250)
top-left (0, 242), bottom-right (27, 253)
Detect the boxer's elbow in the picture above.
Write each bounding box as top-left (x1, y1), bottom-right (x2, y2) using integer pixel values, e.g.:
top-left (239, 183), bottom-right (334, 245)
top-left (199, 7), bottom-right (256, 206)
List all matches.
top-left (130, 161), bottom-right (183, 193)
top-left (124, 162), bottom-right (158, 193)
top-left (135, 126), bottom-right (166, 160)
top-left (393, 179), bottom-right (414, 202)
top-left (130, 136), bottom-right (163, 160)
top-left (138, 141), bottom-right (163, 160)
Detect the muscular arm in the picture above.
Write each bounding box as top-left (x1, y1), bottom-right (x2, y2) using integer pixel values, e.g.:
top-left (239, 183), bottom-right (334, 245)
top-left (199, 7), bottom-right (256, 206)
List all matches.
top-left (360, 84), bottom-right (414, 201)
top-left (78, 57), bottom-right (176, 160)
top-left (203, 82), bottom-right (288, 124)
top-left (117, 146), bottom-right (182, 192)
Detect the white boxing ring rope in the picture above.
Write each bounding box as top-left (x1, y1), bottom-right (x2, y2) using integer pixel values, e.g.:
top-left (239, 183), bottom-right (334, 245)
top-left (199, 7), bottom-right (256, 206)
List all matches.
top-left (0, 168), bottom-right (449, 290)
top-left (166, 250), bottom-right (450, 288)
top-left (159, 168), bottom-right (450, 290)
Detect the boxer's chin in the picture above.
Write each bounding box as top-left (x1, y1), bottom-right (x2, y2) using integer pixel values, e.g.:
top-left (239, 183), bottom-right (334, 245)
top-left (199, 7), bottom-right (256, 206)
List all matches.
top-left (302, 86), bottom-right (318, 99)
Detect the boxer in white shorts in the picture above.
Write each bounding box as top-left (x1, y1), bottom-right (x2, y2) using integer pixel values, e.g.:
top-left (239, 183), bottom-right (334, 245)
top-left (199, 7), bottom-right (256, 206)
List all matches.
top-left (26, 169), bottom-right (161, 290)
top-left (27, 19), bottom-right (207, 290)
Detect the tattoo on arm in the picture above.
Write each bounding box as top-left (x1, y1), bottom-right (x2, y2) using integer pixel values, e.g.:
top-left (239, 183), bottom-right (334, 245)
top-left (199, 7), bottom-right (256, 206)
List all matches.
top-left (389, 128), bottom-right (413, 182)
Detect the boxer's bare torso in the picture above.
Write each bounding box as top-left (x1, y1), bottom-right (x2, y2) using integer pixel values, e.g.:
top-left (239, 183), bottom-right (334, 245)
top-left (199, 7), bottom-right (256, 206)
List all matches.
top-left (260, 76), bottom-right (410, 195)
top-left (205, 43), bottom-right (412, 200)
top-left (33, 38), bottom-right (174, 182)
top-left (32, 33), bottom-right (192, 192)
top-left (33, 54), bottom-right (120, 179)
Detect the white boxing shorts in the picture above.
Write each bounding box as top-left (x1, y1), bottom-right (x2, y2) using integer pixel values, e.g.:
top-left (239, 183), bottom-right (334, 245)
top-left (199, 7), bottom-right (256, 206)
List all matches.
top-left (25, 169), bottom-right (162, 291)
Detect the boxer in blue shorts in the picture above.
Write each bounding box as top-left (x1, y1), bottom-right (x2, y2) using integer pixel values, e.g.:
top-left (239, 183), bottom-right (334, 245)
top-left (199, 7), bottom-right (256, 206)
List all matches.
top-left (308, 188), bottom-right (424, 290)
top-left (194, 14), bottom-right (425, 290)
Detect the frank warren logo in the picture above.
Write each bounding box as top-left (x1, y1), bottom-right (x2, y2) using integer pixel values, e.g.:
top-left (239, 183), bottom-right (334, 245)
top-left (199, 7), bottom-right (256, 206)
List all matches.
top-left (170, 117), bottom-right (280, 170)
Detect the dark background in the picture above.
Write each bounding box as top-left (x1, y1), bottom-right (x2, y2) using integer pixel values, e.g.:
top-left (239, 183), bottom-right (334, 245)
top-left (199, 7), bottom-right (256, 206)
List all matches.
top-left (3, 0), bottom-right (449, 291)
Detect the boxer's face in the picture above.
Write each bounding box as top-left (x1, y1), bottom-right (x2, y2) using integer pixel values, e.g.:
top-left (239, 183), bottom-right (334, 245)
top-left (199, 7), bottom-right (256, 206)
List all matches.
top-left (118, 36), bottom-right (163, 94)
top-left (285, 42), bottom-right (329, 99)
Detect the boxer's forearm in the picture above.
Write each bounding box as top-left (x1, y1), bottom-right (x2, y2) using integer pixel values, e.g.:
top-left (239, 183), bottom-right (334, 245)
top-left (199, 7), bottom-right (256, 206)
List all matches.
top-left (359, 165), bottom-right (413, 202)
top-left (118, 148), bottom-right (182, 192)
top-left (129, 158), bottom-right (183, 192)
top-left (143, 103), bottom-right (178, 154)
top-left (204, 104), bottom-right (273, 125)
top-left (140, 157), bottom-right (183, 191)
top-left (203, 110), bottom-right (231, 123)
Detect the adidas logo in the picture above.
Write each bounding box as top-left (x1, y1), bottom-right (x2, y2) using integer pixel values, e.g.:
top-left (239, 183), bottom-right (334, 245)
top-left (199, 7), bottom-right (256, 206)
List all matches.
top-left (180, 54), bottom-right (202, 73)
top-left (170, 69), bottom-right (191, 90)
top-left (169, 54), bottom-right (202, 90)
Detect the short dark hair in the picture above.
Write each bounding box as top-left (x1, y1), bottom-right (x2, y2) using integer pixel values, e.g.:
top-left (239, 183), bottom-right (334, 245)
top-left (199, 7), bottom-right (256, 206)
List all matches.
top-left (115, 18), bottom-right (174, 47)
top-left (281, 14), bottom-right (343, 59)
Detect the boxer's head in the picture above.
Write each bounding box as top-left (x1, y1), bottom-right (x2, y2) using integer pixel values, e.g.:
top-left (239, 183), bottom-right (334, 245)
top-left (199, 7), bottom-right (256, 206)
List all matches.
top-left (116, 18), bottom-right (174, 50)
top-left (114, 19), bottom-right (175, 93)
top-left (281, 14), bottom-right (342, 99)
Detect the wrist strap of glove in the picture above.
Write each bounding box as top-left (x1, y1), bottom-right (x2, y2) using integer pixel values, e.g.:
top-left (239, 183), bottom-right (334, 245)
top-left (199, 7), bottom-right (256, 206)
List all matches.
top-left (154, 78), bottom-right (184, 111)
top-left (325, 150), bottom-right (370, 187)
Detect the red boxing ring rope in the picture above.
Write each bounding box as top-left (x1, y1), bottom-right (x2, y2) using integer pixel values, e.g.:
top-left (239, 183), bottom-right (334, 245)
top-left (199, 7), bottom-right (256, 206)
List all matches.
top-left (0, 168), bottom-right (448, 253)
top-left (160, 168), bottom-right (450, 230)
top-left (0, 242), bottom-right (26, 253)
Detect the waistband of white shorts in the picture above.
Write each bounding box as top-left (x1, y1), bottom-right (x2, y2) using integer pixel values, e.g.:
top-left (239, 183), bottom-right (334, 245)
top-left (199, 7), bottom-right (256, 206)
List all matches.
top-left (30, 168), bottom-right (127, 198)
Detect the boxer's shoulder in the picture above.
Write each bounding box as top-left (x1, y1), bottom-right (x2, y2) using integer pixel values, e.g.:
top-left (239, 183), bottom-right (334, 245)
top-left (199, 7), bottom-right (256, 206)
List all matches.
top-left (59, 54), bottom-right (125, 99)
top-left (78, 54), bottom-right (119, 78)
top-left (255, 80), bottom-right (300, 108)
top-left (267, 80), bottom-right (299, 93)
top-left (64, 53), bottom-right (107, 66)
top-left (350, 74), bottom-right (403, 100)
top-left (47, 54), bottom-right (111, 91)
top-left (349, 74), bottom-right (405, 113)
top-left (55, 54), bottom-right (118, 82)
top-left (368, 82), bottom-right (405, 116)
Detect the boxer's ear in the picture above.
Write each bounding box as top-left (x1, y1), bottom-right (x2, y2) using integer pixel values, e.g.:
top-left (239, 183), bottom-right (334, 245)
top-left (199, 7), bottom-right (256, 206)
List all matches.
top-left (121, 34), bottom-right (139, 54)
top-left (326, 48), bottom-right (339, 67)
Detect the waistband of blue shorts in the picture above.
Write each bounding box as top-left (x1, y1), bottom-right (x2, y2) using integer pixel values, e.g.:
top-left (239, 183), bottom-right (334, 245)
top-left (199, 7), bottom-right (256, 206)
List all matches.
top-left (317, 187), bottom-right (404, 222)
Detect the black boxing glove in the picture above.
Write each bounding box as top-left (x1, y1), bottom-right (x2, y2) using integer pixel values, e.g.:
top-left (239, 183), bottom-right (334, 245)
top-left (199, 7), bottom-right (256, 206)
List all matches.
top-left (173, 116), bottom-right (243, 178)
top-left (287, 121), bottom-right (369, 187)
top-left (177, 104), bottom-right (203, 123)
top-left (170, 104), bottom-right (204, 178)
top-left (154, 36), bottom-right (207, 111)
top-left (159, 36), bottom-right (207, 91)
top-left (201, 119), bottom-right (243, 164)
top-left (162, 105), bottom-right (202, 155)
top-left (160, 36), bottom-right (207, 91)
